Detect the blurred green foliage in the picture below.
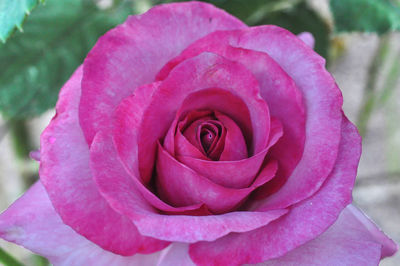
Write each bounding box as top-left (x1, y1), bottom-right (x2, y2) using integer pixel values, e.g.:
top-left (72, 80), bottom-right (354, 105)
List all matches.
top-left (0, 0), bottom-right (132, 119)
top-left (0, 0), bottom-right (44, 42)
top-left (0, 246), bottom-right (24, 266)
top-left (331, 0), bottom-right (400, 34)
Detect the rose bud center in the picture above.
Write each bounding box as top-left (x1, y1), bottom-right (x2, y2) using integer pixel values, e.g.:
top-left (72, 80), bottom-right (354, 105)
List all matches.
top-left (198, 121), bottom-right (223, 155)
top-left (180, 110), bottom-right (228, 161)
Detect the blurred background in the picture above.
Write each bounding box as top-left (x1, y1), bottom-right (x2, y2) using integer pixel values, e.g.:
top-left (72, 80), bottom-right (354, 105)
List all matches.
top-left (0, 0), bottom-right (399, 265)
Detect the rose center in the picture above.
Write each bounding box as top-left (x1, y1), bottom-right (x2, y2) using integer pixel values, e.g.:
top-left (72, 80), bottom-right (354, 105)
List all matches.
top-left (198, 121), bottom-right (222, 154)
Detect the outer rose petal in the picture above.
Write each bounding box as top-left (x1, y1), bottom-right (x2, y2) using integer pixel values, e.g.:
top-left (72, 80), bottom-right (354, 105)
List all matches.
top-left (90, 130), bottom-right (288, 243)
top-left (345, 205), bottom-right (398, 258)
top-left (0, 182), bottom-right (164, 266)
top-left (232, 26), bottom-right (343, 209)
top-left (157, 243), bottom-right (195, 266)
top-left (258, 205), bottom-right (398, 266)
top-left (189, 117), bottom-right (361, 265)
top-left (39, 67), bottom-right (166, 255)
top-left (79, 1), bottom-right (246, 144)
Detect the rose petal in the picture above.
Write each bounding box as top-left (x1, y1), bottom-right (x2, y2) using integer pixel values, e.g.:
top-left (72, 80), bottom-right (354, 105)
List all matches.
top-left (79, 1), bottom-right (246, 144)
top-left (113, 82), bottom-right (160, 184)
top-left (157, 143), bottom-right (278, 213)
top-left (39, 67), bottom-right (166, 255)
top-left (157, 26), bottom-right (342, 209)
top-left (177, 117), bottom-right (282, 189)
top-left (90, 130), bottom-right (288, 243)
top-left (164, 110), bottom-right (212, 159)
top-left (167, 90), bottom-right (253, 160)
top-left (93, 129), bottom-right (208, 216)
top-left (255, 204), bottom-right (396, 266)
top-left (175, 129), bottom-right (210, 160)
top-left (176, 151), bottom-right (267, 189)
top-left (0, 182), bottom-right (166, 265)
top-left (231, 26), bottom-right (343, 209)
top-left (345, 204), bottom-right (398, 258)
top-left (29, 150), bottom-right (41, 161)
top-left (113, 84), bottom-right (248, 214)
top-left (157, 243), bottom-right (195, 266)
top-left (297, 32), bottom-right (315, 49)
top-left (156, 34), bottom-right (306, 200)
top-left (216, 111), bottom-right (248, 161)
top-left (189, 116), bottom-right (361, 265)
top-left (138, 52), bottom-right (271, 183)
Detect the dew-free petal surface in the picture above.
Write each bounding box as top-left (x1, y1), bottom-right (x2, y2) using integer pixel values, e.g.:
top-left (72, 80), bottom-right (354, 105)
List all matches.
top-left (90, 130), bottom-right (288, 243)
top-left (231, 26), bottom-right (343, 209)
top-left (79, 1), bottom-right (246, 144)
top-left (190, 117), bottom-right (361, 265)
top-left (157, 143), bottom-right (276, 213)
top-left (157, 36), bottom-right (306, 197)
top-left (157, 243), bottom-right (195, 266)
top-left (39, 67), bottom-right (165, 256)
top-left (259, 204), bottom-right (398, 266)
top-left (138, 52), bottom-right (270, 182)
top-left (0, 182), bottom-right (165, 266)
top-left (297, 32), bottom-right (315, 49)
top-left (216, 111), bottom-right (248, 161)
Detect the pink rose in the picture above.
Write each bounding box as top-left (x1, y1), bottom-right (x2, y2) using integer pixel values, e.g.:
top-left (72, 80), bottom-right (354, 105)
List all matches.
top-left (0, 2), bottom-right (397, 265)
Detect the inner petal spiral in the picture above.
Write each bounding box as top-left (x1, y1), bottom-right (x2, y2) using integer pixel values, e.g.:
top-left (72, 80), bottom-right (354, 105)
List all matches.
top-left (198, 121), bottom-right (223, 155)
top-left (179, 110), bottom-right (227, 160)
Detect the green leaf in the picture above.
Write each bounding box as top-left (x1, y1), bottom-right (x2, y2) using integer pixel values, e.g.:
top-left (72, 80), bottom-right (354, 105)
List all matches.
top-left (0, 0), bottom-right (132, 118)
top-left (330, 0), bottom-right (400, 34)
top-left (0, 0), bottom-right (43, 42)
top-left (0, 246), bottom-right (24, 266)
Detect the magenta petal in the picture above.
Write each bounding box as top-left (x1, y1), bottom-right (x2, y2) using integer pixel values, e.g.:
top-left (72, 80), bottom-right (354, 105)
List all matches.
top-left (157, 143), bottom-right (277, 213)
top-left (39, 67), bottom-right (164, 255)
top-left (158, 26), bottom-right (342, 209)
top-left (345, 204), bottom-right (398, 259)
top-left (216, 111), bottom-right (248, 161)
top-left (91, 130), bottom-right (287, 242)
top-left (189, 117), bottom-right (361, 265)
top-left (260, 204), bottom-right (396, 266)
top-left (156, 34), bottom-right (306, 198)
top-left (171, 89), bottom-right (253, 159)
top-left (0, 182), bottom-right (165, 265)
top-left (113, 82), bottom-right (160, 184)
top-left (177, 117), bottom-right (281, 189)
top-left (164, 110), bottom-right (212, 158)
top-left (29, 150), bottom-right (40, 161)
top-left (92, 131), bottom-right (207, 216)
top-left (158, 243), bottom-right (195, 266)
top-left (297, 32), bottom-right (315, 49)
top-left (139, 52), bottom-right (270, 182)
top-left (177, 149), bottom-right (268, 189)
top-left (79, 1), bottom-right (245, 144)
top-left (232, 26), bottom-right (343, 209)
top-left (175, 129), bottom-right (210, 160)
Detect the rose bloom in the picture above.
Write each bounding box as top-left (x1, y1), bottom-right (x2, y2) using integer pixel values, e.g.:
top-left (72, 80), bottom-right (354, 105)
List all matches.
top-left (0, 2), bottom-right (398, 265)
